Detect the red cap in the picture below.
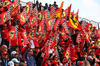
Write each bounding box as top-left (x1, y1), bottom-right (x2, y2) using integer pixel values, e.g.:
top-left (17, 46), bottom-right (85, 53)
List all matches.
top-left (52, 60), bottom-right (58, 64)
top-left (78, 61), bottom-right (84, 65)
top-left (71, 57), bottom-right (76, 61)
top-left (59, 41), bottom-right (65, 45)
top-left (2, 52), bottom-right (8, 55)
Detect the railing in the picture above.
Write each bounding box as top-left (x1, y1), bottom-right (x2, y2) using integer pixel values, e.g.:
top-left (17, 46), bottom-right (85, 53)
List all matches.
top-left (20, 1), bottom-right (100, 29)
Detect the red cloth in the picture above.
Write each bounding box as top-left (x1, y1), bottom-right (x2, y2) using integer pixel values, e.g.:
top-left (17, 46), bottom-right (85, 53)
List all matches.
top-left (2, 27), bottom-right (8, 40)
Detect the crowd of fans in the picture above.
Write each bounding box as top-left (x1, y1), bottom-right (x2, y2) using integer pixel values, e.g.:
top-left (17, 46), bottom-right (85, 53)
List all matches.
top-left (0, 0), bottom-right (100, 66)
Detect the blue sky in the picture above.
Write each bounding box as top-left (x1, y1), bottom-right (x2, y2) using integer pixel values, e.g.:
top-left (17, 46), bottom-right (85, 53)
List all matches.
top-left (21, 0), bottom-right (100, 22)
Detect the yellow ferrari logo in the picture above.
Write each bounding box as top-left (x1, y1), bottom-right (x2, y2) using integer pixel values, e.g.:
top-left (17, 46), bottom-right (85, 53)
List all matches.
top-left (98, 30), bottom-right (100, 34)
top-left (96, 39), bottom-right (100, 47)
top-left (62, 11), bottom-right (65, 17)
top-left (65, 51), bottom-right (69, 59)
top-left (29, 30), bottom-right (34, 38)
top-left (9, 31), bottom-right (15, 39)
top-left (31, 17), bottom-right (35, 24)
top-left (3, 1), bottom-right (10, 7)
top-left (86, 33), bottom-right (88, 39)
top-left (39, 26), bottom-right (41, 32)
top-left (48, 20), bottom-right (53, 26)
top-left (3, 13), bottom-right (7, 22)
top-left (26, 5), bottom-right (29, 13)
top-left (53, 44), bottom-right (57, 48)
top-left (11, 4), bottom-right (15, 10)
top-left (20, 13), bottom-right (25, 22)
top-left (38, 13), bottom-right (42, 20)
top-left (69, 13), bottom-right (79, 28)
top-left (24, 33), bottom-right (27, 38)
top-left (88, 25), bottom-right (93, 30)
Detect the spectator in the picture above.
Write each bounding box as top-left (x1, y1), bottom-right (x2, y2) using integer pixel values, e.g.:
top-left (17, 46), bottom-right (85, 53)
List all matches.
top-left (44, 3), bottom-right (48, 10)
top-left (10, 51), bottom-right (18, 60)
top-left (53, 1), bottom-right (58, 10)
top-left (78, 61), bottom-right (85, 66)
top-left (25, 48), bottom-right (36, 66)
top-left (8, 61), bottom-right (14, 66)
top-left (0, 52), bottom-right (8, 66)
top-left (11, 58), bottom-right (20, 66)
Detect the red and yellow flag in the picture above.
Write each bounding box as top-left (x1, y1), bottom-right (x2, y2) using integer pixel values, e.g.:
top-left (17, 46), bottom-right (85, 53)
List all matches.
top-left (29, 16), bottom-right (37, 26)
top-left (96, 28), bottom-right (100, 38)
top-left (17, 8), bottom-right (26, 25)
top-left (3, 0), bottom-right (11, 8)
top-left (68, 13), bottom-right (82, 31)
top-left (8, 27), bottom-right (16, 41)
top-left (0, 11), bottom-right (8, 25)
top-left (49, 1), bottom-right (64, 19)
top-left (45, 19), bottom-right (55, 31)
top-left (38, 22), bottom-right (43, 33)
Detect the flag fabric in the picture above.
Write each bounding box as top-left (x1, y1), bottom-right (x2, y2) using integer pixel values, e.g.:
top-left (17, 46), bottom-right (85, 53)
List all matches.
top-left (11, 5), bottom-right (19, 17)
top-left (96, 38), bottom-right (100, 47)
top-left (49, 1), bottom-right (64, 19)
top-left (17, 8), bottom-right (27, 25)
top-left (96, 28), bottom-right (100, 38)
top-left (3, 0), bottom-right (11, 8)
top-left (84, 22), bottom-right (93, 32)
top-left (50, 39), bottom-right (57, 51)
top-left (29, 16), bottom-right (37, 26)
top-left (43, 10), bottom-right (48, 21)
top-left (45, 19), bottom-right (55, 31)
top-left (0, 11), bottom-right (8, 25)
top-left (62, 8), bottom-right (68, 18)
top-left (38, 10), bottom-right (43, 21)
top-left (64, 48), bottom-right (69, 60)
top-left (28, 30), bottom-right (35, 40)
top-left (38, 22), bottom-right (44, 33)
top-left (68, 13), bottom-right (82, 31)
top-left (8, 27), bottom-right (16, 41)
top-left (26, 2), bottom-right (32, 18)
top-left (53, 19), bottom-right (60, 31)
top-left (21, 32), bottom-right (29, 45)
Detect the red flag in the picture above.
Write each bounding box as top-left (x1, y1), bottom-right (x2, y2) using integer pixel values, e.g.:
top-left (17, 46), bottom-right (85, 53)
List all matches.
top-left (26, 2), bottom-right (30, 16)
top-left (3, 0), bottom-right (11, 8)
top-left (21, 32), bottom-right (29, 45)
top-left (96, 28), bottom-right (100, 38)
top-left (29, 16), bottom-right (37, 26)
top-left (62, 8), bottom-right (68, 18)
top-left (28, 29), bottom-right (35, 40)
top-left (11, 6), bottom-right (19, 17)
top-left (38, 22), bottom-right (43, 33)
top-left (84, 22), bottom-right (93, 32)
top-left (49, 1), bottom-right (64, 19)
top-left (50, 39), bottom-right (57, 50)
top-left (38, 10), bottom-right (43, 21)
top-left (64, 48), bottom-right (69, 60)
top-left (96, 38), bottom-right (100, 47)
top-left (68, 13), bottom-right (82, 31)
top-left (45, 19), bottom-right (55, 31)
top-left (8, 27), bottom-right (16, 41)
top-left (19, 28), bottom-right (29, 45)
top-left (17, 8), bottom-right (26, 25)
top-left (0, 11), bottom-right (8, 25)
top-left (53, 19), bottom-right (60, 31)
top-left (43, 10), bottom-right (48, 21)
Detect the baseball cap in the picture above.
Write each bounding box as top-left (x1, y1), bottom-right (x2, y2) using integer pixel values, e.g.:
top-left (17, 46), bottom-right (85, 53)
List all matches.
top-left (11, 58), bottom-right (20, 63)
top-left (2, 52), bottom-right (8, 55)
top-left (11, 51), bottom-right (17, 55)
top-left (78, 61), bottom-right (84, 65)
top-left (8, 61), bottom-right (14, 66)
